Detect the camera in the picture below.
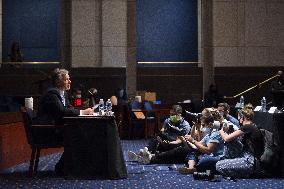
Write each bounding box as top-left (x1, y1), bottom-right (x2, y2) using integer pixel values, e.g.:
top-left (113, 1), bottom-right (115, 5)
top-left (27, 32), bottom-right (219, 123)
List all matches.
top-left (193, 171), bottom-right (214, 180)
top-left (185, 111), bottom-right (202, 118)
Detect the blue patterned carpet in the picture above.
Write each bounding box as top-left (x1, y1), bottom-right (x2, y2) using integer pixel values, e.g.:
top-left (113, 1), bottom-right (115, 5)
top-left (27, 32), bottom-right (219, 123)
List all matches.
top-left (0, 140), bottom-right (283, 189)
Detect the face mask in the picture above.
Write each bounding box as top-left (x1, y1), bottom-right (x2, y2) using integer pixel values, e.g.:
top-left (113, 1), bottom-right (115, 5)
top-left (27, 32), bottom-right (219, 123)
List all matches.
top-left (170, 115), bottom-right (181, 125)
top-left (201, 127), bottom-right (211, 136)
top-left (213, 121), bottom-right (221, 130)
top-left (119, 90), bottom-right (124, 98)
top-left (219, 112), bottom-right (224, 117)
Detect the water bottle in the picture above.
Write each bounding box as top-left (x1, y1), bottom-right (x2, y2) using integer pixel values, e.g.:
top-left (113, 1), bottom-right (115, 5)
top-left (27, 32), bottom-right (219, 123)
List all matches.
top-left (240, 96), bottom-right (244, 108)
top-left (99, 99), bottom-right (105, 115)
top-left (261, 97), bottom-right (266, 112)
top-left (105, 99), bottom-right (112, 115)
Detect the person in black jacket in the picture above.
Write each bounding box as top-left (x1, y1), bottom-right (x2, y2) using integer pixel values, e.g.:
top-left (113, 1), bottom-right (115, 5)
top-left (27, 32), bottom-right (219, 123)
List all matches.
top-left (36, 68), bottom-right (93, 175)
top-left (271, 70), bottom-right (284, 110)
top-left (204, 84), bottom-right (224, 108)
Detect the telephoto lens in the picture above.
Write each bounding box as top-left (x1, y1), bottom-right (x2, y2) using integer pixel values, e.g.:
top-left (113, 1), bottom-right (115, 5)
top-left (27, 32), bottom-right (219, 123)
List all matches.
top-left (193, 170), bottom-right (214, 180)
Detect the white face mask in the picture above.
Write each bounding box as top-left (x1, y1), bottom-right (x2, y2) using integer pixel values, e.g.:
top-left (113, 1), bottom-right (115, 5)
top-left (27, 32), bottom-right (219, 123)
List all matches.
top-left (119, 89), bottom-right (124, 98)
top-left (201, 127), bottom-right (211, 136)
top-left (213, 121), bottom-right (221, 130)
top-left (219, 112), bottom-right (224, 117)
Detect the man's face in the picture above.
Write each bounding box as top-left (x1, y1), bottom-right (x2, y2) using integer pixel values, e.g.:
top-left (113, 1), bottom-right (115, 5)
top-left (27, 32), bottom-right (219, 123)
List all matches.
top-left (58, 74), bottom-right (71, 91)
top-left (278, 71), bottom-right (283, 82)
top-left (217, 106), bottom-right (228, 117)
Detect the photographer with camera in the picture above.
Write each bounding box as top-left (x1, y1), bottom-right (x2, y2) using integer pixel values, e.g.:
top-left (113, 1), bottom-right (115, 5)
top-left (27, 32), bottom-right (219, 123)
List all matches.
top-left (216, 106), bottom-right (265, 178)
top-left (178, 113), bottom-right (224, 174)
top-left (128, 105), bottom-right (191, 164)
top-left (217, 103), bottom-right (239, 128)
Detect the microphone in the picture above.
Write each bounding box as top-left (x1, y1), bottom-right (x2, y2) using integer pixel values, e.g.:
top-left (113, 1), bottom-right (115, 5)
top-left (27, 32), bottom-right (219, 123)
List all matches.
top-left (185, 111), bottom-right (202, 118)
top-left (88, 88), bottom-right (98, 96)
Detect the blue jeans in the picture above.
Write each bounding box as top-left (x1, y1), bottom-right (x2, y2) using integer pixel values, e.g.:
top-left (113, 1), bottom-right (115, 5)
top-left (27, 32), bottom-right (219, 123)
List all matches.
top-left (186, 151), bottom-right (220, 173)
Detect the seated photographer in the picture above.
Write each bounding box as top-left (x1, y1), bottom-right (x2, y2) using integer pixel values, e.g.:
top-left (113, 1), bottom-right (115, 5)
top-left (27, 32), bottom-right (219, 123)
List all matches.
top-left (217, 102), bottom-right (239, 128)
top-left (216, 106), bottom-right (265, 178)
top-left (128, 120), bottom-right (205, 164)
top-left (128, 105), bottom-right (191, 163)
top-left (146, 105), bottom-right (191, 153)
top-left (178, 114), bottom-right (224, 174)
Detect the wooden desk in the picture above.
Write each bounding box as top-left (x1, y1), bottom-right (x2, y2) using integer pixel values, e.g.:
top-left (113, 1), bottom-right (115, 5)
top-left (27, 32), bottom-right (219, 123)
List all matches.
top-left (63, 116), bottom-right (127, 179)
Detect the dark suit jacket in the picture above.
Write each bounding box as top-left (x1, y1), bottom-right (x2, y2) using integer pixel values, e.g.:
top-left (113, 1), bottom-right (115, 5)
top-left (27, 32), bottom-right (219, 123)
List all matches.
top-left (271, 80), bottom-right (284, 108)
top-left (36, 88), bottom-right (80, 125)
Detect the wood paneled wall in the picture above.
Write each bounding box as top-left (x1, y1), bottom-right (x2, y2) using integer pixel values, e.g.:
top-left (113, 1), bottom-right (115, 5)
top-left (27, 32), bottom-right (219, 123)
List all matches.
top-left (0, 66), bottom-right (283, 111)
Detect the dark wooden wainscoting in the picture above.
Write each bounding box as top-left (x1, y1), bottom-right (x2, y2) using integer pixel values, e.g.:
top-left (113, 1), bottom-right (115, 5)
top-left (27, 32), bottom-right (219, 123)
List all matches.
top-left (137, 66), bottom-right (284, 110)
top-left (0, 67), bottom-right (126, 110)
top-left (0, 66), bottom-right (283, 112)
top-left (215, 67), bottom-right (284, 107)
top-left (137, 66), bottom-right (203, 105)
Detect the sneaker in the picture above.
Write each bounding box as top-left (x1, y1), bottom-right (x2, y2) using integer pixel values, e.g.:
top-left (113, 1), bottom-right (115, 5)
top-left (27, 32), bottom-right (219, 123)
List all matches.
top-left (137, 153), bottom-right (153, 164)
top-left (128, 151), bottom-right (139, 161)
top-left (142, 147), bottom-right (151, 156)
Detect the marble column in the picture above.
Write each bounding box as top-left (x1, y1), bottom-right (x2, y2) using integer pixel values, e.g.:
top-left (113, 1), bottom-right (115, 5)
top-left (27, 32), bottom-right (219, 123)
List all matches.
top-left (71, 0), bottom-right (102, 67)
top-left (102, 0), bottom-right (127, 67)
top-left (201, 0), bottom-right (214, 98)
top-left (126, 0), bottom-right (137, 97)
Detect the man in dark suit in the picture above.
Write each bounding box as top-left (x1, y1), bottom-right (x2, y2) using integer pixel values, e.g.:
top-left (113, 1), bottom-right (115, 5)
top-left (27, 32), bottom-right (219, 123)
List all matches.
top-left (36, 68), bottom-right (94, 175)
top-left (271, 70), bottom-right (284, 110)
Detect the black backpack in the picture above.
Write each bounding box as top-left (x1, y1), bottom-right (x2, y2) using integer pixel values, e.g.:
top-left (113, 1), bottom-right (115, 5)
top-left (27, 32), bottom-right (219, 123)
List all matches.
top-left (259, 129), bottom-right (281, 175)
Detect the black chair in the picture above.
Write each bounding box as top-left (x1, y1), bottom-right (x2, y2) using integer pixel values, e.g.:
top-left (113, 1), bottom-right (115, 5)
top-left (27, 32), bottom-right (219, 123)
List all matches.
top-left (128, 101), bottom-right (157, 139)
top-left (21, 107), bottom-right (63, 176)
top-left (143, 101), bottom-right (157, 137)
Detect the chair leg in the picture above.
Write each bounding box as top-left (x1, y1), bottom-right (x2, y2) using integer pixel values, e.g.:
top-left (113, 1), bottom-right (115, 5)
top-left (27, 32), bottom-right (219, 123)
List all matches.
top-left (29, 147), bottom-right (37, 176)
top-left (34, 148), bottom-right (41, 174)
top-left (145, 120), bottom-right (148, 139)
top-left (128, 119), bottom-right (133, 139)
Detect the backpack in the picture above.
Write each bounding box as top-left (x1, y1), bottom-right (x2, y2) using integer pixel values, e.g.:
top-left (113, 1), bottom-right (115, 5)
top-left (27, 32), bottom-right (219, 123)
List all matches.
top-left (259, 129), bottom-right (281, 175)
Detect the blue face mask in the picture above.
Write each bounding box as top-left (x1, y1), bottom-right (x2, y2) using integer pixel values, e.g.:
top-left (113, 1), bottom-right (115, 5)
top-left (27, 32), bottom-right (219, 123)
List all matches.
top-left (201, 127), bottom-right (211, 136)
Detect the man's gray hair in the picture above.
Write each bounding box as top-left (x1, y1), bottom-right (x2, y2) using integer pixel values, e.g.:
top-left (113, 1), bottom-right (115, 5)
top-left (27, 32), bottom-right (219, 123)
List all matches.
top-left (51, 68), bottom-right (69, 87)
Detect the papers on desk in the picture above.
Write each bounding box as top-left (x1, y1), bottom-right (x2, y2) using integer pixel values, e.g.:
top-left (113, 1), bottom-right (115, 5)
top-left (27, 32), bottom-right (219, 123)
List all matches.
top-left (268, 107), bottom-right (278, 114)
top-left (253, 106), bottom-right (278, 114)
top-left (79, 112), bottom-right (98, 116)
top-left (93, 104), bottom-right (100, 110)
top-left (254, 106), bottom-right (262, 112)
top-left (79, 112), bottom-right (114, 116)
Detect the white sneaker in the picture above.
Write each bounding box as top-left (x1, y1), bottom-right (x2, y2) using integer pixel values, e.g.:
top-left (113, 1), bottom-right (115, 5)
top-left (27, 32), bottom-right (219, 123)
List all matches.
top-left (137, 151), bottom-right (154, 164)
top-left (128, 151), bottom-right (139, 161)
top-left (137, 155), bottom-right (151, 164)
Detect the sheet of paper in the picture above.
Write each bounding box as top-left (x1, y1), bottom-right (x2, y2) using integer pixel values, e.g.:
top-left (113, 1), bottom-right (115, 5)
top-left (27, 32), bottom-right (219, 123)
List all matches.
top-left (268, 107), bottom-right (277, 114)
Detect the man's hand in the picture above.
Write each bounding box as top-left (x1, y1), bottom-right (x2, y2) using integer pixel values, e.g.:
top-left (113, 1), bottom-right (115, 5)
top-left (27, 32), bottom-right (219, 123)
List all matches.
top-left (184, 135), bottom-right (193, 143)
top-left (81, 107), bottom-right (94, 115)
